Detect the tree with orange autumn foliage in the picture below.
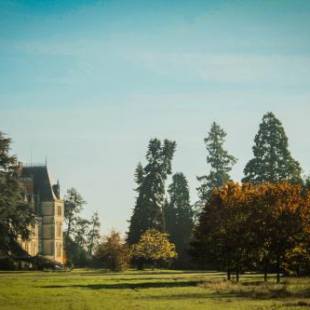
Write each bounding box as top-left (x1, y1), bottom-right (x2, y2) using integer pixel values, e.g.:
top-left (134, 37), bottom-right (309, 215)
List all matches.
top-left (252, 183), bottom-right (304, 283)
top-left (285, 189), bottom-right (310, 276)
top-left (191, 182), bottom-right (255, 281)
top-left (191, 182), bottom-right (310, 283)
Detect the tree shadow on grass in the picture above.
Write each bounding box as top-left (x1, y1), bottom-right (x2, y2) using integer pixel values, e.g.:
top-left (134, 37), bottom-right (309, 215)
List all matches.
top-left (118, 270), bottom-right (216, 276)
top-left (139, 288), bottom-right (310, 302)
top-left (140, 293), bottom-right (228, 300)
top-left (200, 281), bottom-right (310, 300)
top-left (41, 280), bottom-right (201, 290)
top-left (40, 280), bottom-right (310, 301)
top-left (233, 287), bottom-right (310, 299)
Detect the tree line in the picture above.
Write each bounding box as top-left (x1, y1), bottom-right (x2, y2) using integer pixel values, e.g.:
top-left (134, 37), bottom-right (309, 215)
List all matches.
top-left (126, 112), bottom-right (310, 278)
top-left (1, 112), bottom-right (310, 275)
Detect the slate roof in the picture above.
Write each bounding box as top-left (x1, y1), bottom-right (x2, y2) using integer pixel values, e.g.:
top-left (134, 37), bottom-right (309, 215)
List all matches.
top-left (21, 166), bottom-right (56, 202)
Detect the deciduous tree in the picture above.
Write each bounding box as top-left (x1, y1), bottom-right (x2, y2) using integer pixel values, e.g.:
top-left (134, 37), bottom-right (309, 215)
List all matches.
top-left (132, 229), bottom-right (177, 269)
top-left (191, 181), bottom-right (307, 282)
top-left (95, 231), bottom-right (130, 271)
top-left (64, 188), bottom-right (86, 241)
top-left (87, 211), bottom-right (101, 255)
top-left (0, 131), bottom-right (35, 257)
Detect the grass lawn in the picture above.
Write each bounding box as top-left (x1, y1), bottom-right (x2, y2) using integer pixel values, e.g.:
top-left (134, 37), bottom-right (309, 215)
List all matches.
top-left (0, 269), bottom-right (310, 309)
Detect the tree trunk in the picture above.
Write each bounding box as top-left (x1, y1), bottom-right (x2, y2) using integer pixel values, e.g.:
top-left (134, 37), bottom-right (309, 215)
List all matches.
top-left (66, 218), bottom-right (72, 240)
top-left (276, 256), bottom-right (281, 283)
top-left (264, 262), bottom-right (268, 282)
top-left (227, 268), bottom-right (231, 281)
top-left (236, 266), bottom-right (240, 282)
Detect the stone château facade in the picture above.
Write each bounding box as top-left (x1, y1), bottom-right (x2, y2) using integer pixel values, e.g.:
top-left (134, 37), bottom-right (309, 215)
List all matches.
top-left (17, 164), bottom-right (64, 264)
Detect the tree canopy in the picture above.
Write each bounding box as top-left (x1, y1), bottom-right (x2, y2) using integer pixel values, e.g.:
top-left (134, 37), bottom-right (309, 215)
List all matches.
top-left (191, 181), bottom-right (310, 282)
top-left (164, 172), bottom-right (193, 265)
top-left (132, 229), bottom-right (177, 267)
top-left (0, 131), bottom-right (35, 257)
top-left (243, 112), bottom-right (301, 184)
top-left (95, 230), bottom-right (130, 271)
top-left (127, 138), bottom-right (176, 244)
top-left (197, 122), bottom-right (237, 201)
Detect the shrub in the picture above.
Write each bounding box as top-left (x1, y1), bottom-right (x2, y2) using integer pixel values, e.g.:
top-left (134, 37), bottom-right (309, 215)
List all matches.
top-left (131, 229), bottom-right (177, 269)
top-left (95, 231), bottom-right (130, 271)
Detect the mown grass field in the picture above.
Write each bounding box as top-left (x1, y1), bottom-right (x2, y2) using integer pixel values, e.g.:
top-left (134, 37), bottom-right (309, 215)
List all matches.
top-left (0, 269), bottom-right (310, 310)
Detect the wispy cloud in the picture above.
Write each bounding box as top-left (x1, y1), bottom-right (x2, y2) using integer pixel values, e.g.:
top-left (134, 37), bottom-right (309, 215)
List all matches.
top-left (128, 51), bottom-right (310, 86)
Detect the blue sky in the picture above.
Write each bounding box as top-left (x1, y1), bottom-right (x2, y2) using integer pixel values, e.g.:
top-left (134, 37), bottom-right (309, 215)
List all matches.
top-left (1, 0), bottom-right (310, 234)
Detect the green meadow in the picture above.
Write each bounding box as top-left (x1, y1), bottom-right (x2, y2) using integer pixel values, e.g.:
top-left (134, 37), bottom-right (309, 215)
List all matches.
top-left (0, 270), bottom-right (310, 310)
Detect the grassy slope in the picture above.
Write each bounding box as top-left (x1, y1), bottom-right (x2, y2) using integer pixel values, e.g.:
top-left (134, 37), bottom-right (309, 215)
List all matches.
top-left (0, 270), bottom-right (309, 310)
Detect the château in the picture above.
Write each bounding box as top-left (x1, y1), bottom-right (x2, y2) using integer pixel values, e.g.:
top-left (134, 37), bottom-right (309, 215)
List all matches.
top-left (17, 163), bottom-right (64, 264)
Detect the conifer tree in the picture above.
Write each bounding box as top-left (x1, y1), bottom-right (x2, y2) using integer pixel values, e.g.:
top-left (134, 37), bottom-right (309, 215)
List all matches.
top-left (165, 173), bottom-right (193, 264)
top-left (0, 131), bottom-right (35, 256)
top-left (127, 139), bottom-right (176, 244)
top-left (243, 112), bottom-right (301, 184)
top-left (197, 122), bottom-right (237, 201)
top-left (134, 162), bottom-right (144, 188)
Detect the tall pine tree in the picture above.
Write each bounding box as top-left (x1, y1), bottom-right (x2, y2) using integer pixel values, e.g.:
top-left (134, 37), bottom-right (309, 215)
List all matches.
top-left (243, 112), bottom-right (301, 184)
top-left (127, 139), bottom-right (176, 244)
top-left (165, 173), bottom-right (193, 265)
top-left (197, 122), bottom-right (237, 201)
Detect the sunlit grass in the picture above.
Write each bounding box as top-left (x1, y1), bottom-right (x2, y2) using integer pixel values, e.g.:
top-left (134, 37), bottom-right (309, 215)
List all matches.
top-left (0, 269), bottom-right (309, 309)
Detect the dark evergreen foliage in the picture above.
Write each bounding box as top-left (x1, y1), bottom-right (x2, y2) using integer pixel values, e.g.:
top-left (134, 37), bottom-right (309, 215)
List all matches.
top-left (127, 138), bottom-right (176, 244)
top-left (197, 122), bottom-right (237, 201)
top-left (243, 112), bottom-right (301, 184)
top-left (0, 131), bottom-right (35, 258)
top-left (165, 173), bottom-right (193, 266)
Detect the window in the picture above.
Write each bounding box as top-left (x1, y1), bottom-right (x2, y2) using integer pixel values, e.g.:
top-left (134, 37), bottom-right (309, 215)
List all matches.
top-left (45, 242), bottom-right (53, 255)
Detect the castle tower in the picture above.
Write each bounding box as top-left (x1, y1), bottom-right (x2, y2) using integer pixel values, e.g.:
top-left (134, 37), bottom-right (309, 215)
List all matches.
top-left (20, 165), bottom-right (64, 264)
